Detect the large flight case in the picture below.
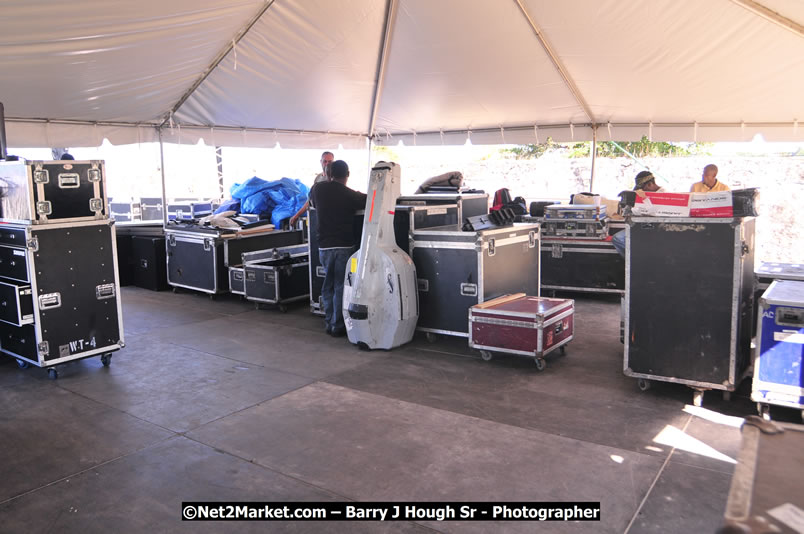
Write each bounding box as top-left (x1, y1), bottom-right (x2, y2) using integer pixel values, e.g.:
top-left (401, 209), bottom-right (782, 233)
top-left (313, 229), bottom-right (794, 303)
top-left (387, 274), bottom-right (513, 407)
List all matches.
top-left (0, 160), bottom-right (108, 224)
top-left (623, 217), bottom-right (755, 406)
top-left (166, 225), bottom-right (303, 295)
top-left (752, 280), bottom-right (804, 420)
top-left (397, 193), bottom-right (488, 224)
top-left (242, 244), bottom-right (309, 311)
top-left (0, 219), bottom-right (124, 374)
top-left (410, 223), bottom-right (540, 338)
top-left (540, 237), bottom-right (624, 294)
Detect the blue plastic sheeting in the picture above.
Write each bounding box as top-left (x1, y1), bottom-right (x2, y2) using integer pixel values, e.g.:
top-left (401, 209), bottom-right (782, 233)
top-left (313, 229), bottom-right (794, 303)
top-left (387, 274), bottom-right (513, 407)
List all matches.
top-left (216, 176), bottom-right (309, 227)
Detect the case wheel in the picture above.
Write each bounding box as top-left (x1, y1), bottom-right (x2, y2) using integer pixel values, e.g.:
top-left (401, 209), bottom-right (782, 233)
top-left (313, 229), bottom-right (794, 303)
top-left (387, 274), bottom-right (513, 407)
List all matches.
top-left (692, 389), bottom-right (704, 408)
top-left (559, 345), bottom-right (567, 356)
top-left (16, 359), bottom-right (30, 369)
top-left (254, 302), bottom-right (261, 310)
top-left (637, 378), bottom-right (651, 392)
top-left (47, 368), bottom-right (58, 380)
top-left (172, 287), bottom-right (179, 294)
top-left (208, 294), bottom-right (216, 301)
top-left (722, 391), bottom-right (731, 402)
top-left (425, 332), bottom-right (438, 344)
top-left (534, 357), bottom-right (546, 371)
top-left (479, 350), bottom-right (493, 361)
top-left (101, 353), bottom-right (112, 367)
top-left (278, 304), bottom-right (288, 313)
top-left (757, 403), bottom-right (771, 421)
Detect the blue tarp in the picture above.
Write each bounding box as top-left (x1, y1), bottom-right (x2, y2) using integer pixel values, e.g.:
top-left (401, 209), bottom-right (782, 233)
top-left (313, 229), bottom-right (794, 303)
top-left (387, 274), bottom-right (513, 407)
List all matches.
top-left (215, 176), bottom-right (309, 227)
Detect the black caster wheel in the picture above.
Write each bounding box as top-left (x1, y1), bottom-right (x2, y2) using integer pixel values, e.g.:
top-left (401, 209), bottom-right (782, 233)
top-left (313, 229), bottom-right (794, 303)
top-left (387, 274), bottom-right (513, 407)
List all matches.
top-left (425, 332), bottom-right (438, 344)
top-left (534, 357), bottom-right (547, 372)
top-left (479, 350), bottom-right (493, 361)
top-left (16, 358), bottom-right (30, 369)
top-left (757, 403), bottom-right (771, 421)
top-left (357, 342), bottom-right (370, 351)
top-left (278, 304), bottom-right (288, 313)
top-left (208, 294), bottom-right (216, 301)
top-left (722, 391), bottom-right (732, 402)
top-left (47, 368), bottom-right (58, 380)
top-left (101, 353), bottom-right (112, 367)
top-left (559, 345), bottom-right (567, 356)
top-left (172, 287), bottom-right (179, 294)
top-left (693, 389), bottom-right (705, 407)
top-left (637, 378), bottom-right (651, 392)
top-left (254, 302), bottom-right (261, 310)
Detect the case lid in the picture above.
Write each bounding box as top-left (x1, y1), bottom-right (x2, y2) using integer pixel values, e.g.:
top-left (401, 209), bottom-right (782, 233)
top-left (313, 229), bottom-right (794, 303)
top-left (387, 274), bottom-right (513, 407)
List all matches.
top-left (473, 294), bottom-right (572, 317)
top-left (763, 280), bottom-right (804, 305)
top-left (756, 262), bottom-right (804, 281)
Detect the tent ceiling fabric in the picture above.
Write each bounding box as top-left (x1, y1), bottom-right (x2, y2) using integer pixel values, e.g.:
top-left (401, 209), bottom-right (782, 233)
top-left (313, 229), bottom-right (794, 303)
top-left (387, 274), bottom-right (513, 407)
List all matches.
top-left (1, 0), bottom-right (803, 148)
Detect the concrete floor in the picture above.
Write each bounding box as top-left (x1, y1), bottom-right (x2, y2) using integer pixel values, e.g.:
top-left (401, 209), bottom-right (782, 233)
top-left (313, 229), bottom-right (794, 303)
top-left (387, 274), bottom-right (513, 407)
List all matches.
top-left (0, 287), bottom-right (798, 533)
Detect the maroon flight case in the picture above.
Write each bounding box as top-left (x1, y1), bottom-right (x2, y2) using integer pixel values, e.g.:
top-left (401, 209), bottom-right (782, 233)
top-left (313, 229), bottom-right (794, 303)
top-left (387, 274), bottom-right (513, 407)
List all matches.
top-left (468, 293), bottom-right (574, 370)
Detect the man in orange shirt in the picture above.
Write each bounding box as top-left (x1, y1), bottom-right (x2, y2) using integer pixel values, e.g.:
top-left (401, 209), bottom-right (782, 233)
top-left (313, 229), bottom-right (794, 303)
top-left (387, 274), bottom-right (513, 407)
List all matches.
top-left (691, 164), bottom-right (730, 193)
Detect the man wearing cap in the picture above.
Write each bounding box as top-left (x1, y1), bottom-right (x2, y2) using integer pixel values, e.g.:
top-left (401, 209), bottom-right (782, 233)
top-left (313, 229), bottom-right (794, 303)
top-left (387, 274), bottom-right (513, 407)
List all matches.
top-left (612, 170), bottom-right (665, 256)
top-left (690, 164), bottom-right (729, 193)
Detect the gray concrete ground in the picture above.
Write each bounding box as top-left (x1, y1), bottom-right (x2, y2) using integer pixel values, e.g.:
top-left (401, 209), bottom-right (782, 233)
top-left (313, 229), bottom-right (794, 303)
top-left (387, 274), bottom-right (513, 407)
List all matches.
top-left (0, 287), bottom-right (796, 533)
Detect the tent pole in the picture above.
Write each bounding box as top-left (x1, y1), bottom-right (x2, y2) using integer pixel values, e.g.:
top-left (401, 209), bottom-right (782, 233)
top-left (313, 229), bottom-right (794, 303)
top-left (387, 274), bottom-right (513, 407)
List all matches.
top-left (730, 0), bottom-right (804, 38)
top-left (367, 0), bottom-right (399, 138)
top-left (367, 136), bottom-right (373, 188)
top-left (158, 128), bottom-right (168, 228)
top-left (590, 126), bottom-right (597, 193)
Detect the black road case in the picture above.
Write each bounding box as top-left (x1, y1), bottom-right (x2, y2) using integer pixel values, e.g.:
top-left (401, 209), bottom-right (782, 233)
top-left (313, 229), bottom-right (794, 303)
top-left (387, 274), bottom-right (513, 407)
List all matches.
top-left (0, 160), bottom-right (108, 224)
top-left (0, 220), bottom-right (124, 371)
top-left (541, 237), bottom-right (625, 294)
top-left (167, 201), bottom-right (214, 221)
top-left (410, 223), bottom-right (540, 338)
top-left (624, 217), bottom-right (755, 406)
top-left (397, 193), bottom-right (488, 224)
top-left (130, 236), bottom-right (168, 291)
top-left (166, 226), bottom-right (303, 294)
top-left (243, 245), bottom-right (309, 311)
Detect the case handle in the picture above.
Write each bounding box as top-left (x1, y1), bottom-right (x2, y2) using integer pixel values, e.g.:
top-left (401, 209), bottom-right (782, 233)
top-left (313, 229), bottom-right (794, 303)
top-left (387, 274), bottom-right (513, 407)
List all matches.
top-left (58, 173), bottom-right (80, 188)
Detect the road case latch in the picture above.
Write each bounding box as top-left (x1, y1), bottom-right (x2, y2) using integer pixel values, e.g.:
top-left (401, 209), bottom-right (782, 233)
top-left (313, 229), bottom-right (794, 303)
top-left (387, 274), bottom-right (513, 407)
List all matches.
top-left (37, 341), bottom-right (50, 356)
top-left (33, 168), bottom-right (49, 184)
top-left (741, 241), bottom-right (750, 257)
top-left (96, 284), bottom-right (116, 300)
top-left (27, 237), bottom-right (39, 252)
top-left (87, 167), bottom-right (101, 182)
top-left (417, 278), bottom-right (429, 292)
top-left (460, 283), bottom-right (478, 297)
top-left (39, 293), bottom-right (62, 310)
top-left (203, 238), bottom-right (213, 251)
top-left (36, 201), bottom-right (52, 216)
top-left (167, 234), bottom-right (176, 247)
top-left (58, 173), bottom-right (80, 188)
top-left (551, 243), bottom-right (563, 259)
top-left (528, 230), bottom-right (537, 248)
top-left (89, 198), bottom-right (104, 212)
top-left (487, 238), bottom-right (496, 256)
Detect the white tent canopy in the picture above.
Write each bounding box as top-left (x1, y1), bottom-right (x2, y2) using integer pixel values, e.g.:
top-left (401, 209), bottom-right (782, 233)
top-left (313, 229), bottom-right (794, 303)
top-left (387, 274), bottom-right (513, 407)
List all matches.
top-left (3, 0), bottom-right (803, 149)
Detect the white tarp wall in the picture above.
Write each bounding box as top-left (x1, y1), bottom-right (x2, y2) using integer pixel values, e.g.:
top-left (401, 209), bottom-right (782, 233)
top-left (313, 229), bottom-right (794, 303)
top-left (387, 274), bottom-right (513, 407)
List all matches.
top-left (2, 0), bottom-right (803, 148)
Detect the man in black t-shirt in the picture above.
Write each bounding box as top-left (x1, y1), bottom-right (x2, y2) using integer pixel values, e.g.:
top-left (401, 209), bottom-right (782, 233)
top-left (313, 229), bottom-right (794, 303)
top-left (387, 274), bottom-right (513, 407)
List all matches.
top-left (308, 160), bottom-right (367, 337)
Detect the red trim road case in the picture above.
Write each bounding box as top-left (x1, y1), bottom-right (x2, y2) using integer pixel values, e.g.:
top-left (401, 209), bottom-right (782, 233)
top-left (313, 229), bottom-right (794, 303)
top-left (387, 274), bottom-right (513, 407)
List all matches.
top-left (468, 293), bottom-right (574, 370)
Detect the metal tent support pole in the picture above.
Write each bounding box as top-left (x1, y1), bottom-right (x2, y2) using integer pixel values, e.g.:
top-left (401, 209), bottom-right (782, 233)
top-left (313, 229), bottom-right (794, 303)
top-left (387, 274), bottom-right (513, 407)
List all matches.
top-left (158, 128), bottom-right (168, 227)
top-left (590, 126), bottom-right (597, 193)
top-left (215, 145), bottom-right (224, 200)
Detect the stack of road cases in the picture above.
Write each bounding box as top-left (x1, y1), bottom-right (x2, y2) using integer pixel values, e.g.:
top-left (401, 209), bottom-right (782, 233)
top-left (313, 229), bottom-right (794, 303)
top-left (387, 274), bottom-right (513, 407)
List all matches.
top-left (624, 217), bottom-right (756, 406)
top-left (542, 203), bottom-right (609, 239)
top-left (0, 159), bottom-right (123, 377)
top-left (242, 244), bottom-right (309, 311)
top-left (109, 199), bottom-right (142, 222)
top-left (752, 280), bottom-right (804, 421)
top-left (410, 222), bottom-right (540, 338)
top-left (468, 293), bottom-right (573, 370)
top-left (165, 223), bottom-right (302, 295)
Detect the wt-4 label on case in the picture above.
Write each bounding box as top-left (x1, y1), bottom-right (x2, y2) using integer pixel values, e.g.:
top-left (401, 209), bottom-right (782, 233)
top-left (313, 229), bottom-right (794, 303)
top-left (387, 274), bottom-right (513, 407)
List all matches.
top-left (59, 336), bottom-right (97, 356)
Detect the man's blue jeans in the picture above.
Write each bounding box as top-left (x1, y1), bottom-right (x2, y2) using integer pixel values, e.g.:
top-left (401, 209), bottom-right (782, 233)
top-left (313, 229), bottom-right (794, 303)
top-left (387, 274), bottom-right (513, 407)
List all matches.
top-left (612, 230), bottom-right (626, 257)
top-left (319, 247), bottom-right (355, 332)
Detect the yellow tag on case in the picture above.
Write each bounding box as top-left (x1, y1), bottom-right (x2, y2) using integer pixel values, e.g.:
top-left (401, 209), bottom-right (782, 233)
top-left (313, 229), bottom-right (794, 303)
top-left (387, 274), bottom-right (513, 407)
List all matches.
top-left (350, 258), bottom-right (357, 273)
